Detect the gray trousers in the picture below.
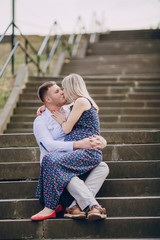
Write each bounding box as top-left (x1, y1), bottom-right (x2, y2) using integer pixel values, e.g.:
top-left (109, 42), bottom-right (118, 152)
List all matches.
top-left (66, 162), bottom-right (109, 210)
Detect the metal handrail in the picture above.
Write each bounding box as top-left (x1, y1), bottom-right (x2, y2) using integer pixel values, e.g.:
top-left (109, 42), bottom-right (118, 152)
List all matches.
top-left (38, 20), bottom-right (76, 75)
top-left (37, 21), bottom-right (63, 74)
top-left (14, 23), bottom-right (37, 54)
top-left (0, 21), bottom-right (13, 43)
top-left (0, 41), bottom-right (19, 77)
top-left (68, 34), bottom-right (75, 45)
top-left (0, 41), bottom-right (42, 78)
top-left (72, 34), bottom-right (82, 57)
top-left (38, 35), bottom-right (50, 56)
top-left (89, 14), bottom-right (102, 43)
top-left (90, 32), bottom-right (97, 43)
top-left (0, 17), bottom-right (91, 78)
top-left (42, 35), bottom-right (61, 74)
top-left (37, 21), bottom-right (58, 57)
top-left (0, 21), bottom-right (41, 77)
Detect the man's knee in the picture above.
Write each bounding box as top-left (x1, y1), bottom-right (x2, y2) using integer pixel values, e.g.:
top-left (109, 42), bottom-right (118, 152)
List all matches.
top-left (99, 162), bottom-right (109, 178)
top-left (67, 176), bottom-right (82, 191)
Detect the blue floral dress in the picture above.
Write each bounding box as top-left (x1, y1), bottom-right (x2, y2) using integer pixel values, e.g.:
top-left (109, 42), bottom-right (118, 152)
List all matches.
top-left (36, 99), bottom-right (102, 210)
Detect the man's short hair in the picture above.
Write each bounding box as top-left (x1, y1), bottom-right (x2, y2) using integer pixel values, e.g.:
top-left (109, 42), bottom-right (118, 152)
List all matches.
top-left (38, 81), bottom-right (55, 102)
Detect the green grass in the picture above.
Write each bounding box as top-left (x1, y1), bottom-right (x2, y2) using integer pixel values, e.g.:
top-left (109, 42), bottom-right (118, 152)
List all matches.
top-left (0, 35), bottom-right (66, 110)
top-left (0, 75), bottom-right (14, 109)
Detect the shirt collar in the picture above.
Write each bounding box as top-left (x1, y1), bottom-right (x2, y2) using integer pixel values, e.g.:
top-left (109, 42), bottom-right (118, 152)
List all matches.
top-left (45, 106), bottom-right (66, 115)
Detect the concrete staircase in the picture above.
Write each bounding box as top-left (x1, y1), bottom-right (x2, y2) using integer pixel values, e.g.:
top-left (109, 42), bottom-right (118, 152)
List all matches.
top-left (0, 29), bottom-right (160, 239)
top-left (4, 75), bottom-right (160, 132)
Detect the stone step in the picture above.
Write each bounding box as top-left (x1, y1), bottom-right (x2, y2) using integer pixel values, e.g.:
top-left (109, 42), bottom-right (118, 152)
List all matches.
top-left (0, 196), bottom-right (159, 219)
top-left (23, 87), bottom-right (128, 95)
top-left (1, 130), bottom-right (159, 147)
top-left (1, 144), bottom-right (160, 162)
top-left (0, 133), bottom-right (38, 147)
top-left (0, 160), bottom-right (160, 180)
top-left (23, 86), bottom-right (160, 95)
top-left (99, 30), bottom-right (160, 41)
top-left (4, 128), bottom-right (34, 133)
top-left (6, 122), bottom-right (160, 130)
top-left (100, 122), bottom-right (160, 129)
top-left (20, 93), bottom-right (128, 101)
top-left (19, 92), bottom-right (160, 101)
top-left (61, 54), bottom-right (160, 75)
top-left (28, 75), bottom-right (160, 82)
top-left (0, 147), bottom-right (40, 162)
top-left (100, 108), bottom-right (160, 115)
top-left (5, 126), bottom-right (160, 134)
top-left (14, 106), bottom-right (160, 115)
top-left (87, 40), bottom-right (160, 56)
top-left (138, 82), bottom-right (160, 87)
top-left (17, 99), bottom-right (160, 108)
top-left (0, 217), bottom-right (159, 239)
top-left (64, 54), bottom-right (160, 66)
top-left (128, 93), bottom-right (160, 100)
top-left (134, 87), bottom-right (160, 92)
top-left (0, 178), bottom-right (159, 199)
top-left (26, 80), bottom-right (160, 88)
top-left (10, 114), bottom-right (160, 123)
top-left (120, 115), bottom-right (160, 122)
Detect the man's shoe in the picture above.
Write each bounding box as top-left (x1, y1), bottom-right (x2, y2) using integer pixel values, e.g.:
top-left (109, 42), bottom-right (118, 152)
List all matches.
top-left (87, 205), bottom-right (107, 221)
top-left (30, 211), bottom-right (56, 221)
top-left (64, 205), bottom-right (86, 219)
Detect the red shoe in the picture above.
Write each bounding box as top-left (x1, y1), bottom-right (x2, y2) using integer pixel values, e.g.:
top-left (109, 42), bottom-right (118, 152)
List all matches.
top-left (55, 204), bottom-right (63, 214)
top-left (30, 211), bottom-right (56, 221)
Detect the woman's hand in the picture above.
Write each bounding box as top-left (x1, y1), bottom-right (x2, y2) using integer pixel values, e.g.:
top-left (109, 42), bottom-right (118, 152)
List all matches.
top-left (89, 135), bottom-right (107, 150)
top-left (37, 105), bottom-right (46, 116)
top-left (73, 136), bottom-right (107, 150)
top-left (51, 110), bottom-right (66, 125)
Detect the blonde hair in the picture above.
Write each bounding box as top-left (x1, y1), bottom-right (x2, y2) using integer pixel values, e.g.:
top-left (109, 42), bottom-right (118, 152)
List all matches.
top-left (62, 73), bottom-right (99, 112)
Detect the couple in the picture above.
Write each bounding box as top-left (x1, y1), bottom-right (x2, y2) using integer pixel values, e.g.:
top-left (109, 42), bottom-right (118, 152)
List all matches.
top-left (31, 73), bottom-right (109, 221)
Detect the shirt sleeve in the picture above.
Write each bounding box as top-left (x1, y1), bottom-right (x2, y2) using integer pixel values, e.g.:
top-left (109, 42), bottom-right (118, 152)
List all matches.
top-left (33, 116), bottom-right (74, 153)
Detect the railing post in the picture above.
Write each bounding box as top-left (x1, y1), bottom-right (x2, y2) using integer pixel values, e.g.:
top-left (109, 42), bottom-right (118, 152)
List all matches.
top-left (11, 0), bottom-right (15, 74)
top-left (46, 39), bottom-right (50, 60)
top-left (25, 39), bottom-right (28, 64)
top-left (37, 55), bottom-right (40, 76)
top-left (46, 39), bottom-right (50, 73)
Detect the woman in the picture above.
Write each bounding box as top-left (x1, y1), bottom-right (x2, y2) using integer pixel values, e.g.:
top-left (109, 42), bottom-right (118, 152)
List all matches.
top-left (31, 74), bottom-right (104, 220)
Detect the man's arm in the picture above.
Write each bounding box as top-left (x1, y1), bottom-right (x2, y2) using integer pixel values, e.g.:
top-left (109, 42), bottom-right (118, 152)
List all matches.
top-left (33, 117), bottom-right (74, 153)
top-left (34, 117), bottom-right (106, 153)
top-left (34, 116), bottom-right (96, 153)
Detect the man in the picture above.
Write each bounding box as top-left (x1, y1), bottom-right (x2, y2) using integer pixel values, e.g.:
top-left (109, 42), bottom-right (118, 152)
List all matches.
top-left (32, 81), bottom-right (109, 221)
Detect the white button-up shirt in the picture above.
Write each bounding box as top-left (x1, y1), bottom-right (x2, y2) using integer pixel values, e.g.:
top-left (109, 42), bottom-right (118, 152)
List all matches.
top-left (33, 107), bottom-right (74, 165)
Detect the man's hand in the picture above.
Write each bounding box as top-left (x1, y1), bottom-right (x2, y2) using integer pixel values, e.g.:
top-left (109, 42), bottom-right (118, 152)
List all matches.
top-left (90, 135), bottom-right (107, 149)
top-left (73, 135), bottom-right (107, 150)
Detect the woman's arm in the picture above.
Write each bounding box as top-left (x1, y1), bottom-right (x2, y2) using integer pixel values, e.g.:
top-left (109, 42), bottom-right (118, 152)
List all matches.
top-left (52, 97), bottom-right (91, 134)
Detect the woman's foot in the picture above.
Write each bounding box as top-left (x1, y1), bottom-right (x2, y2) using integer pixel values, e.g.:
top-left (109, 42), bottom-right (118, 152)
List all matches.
top-left (30, 207), bottom-right (56, 221)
